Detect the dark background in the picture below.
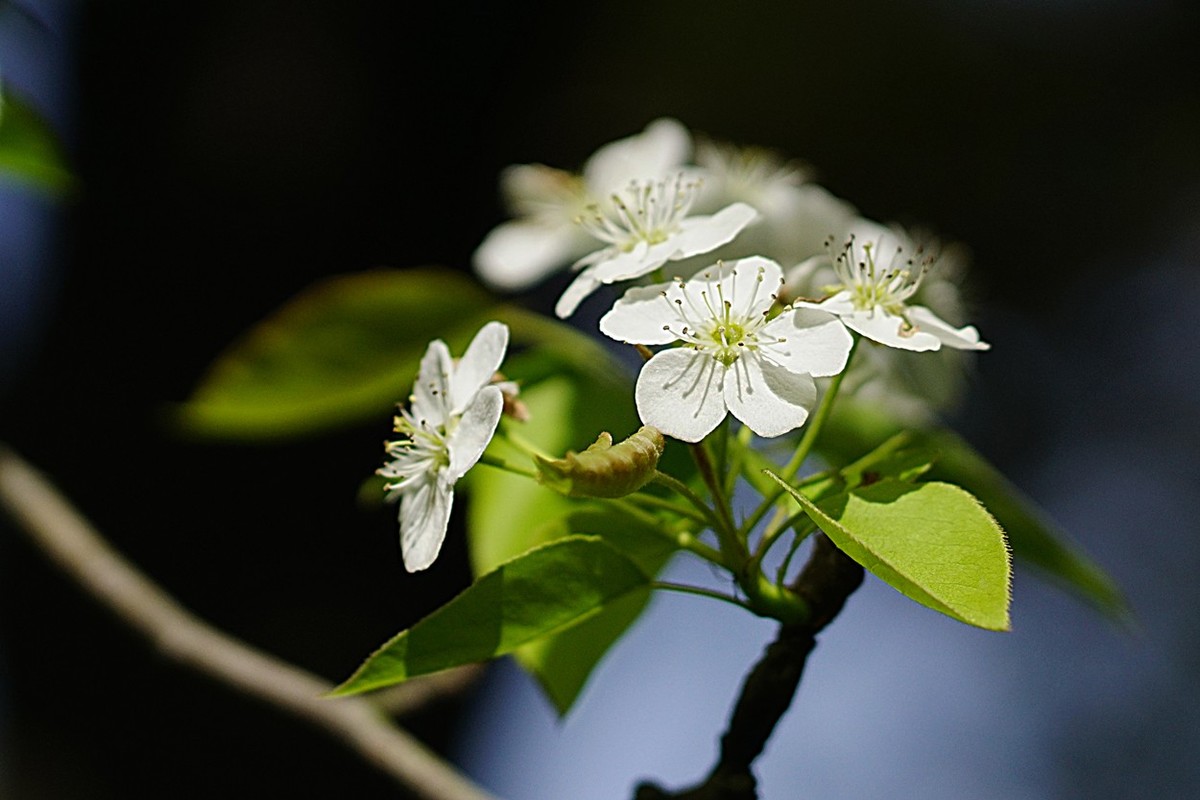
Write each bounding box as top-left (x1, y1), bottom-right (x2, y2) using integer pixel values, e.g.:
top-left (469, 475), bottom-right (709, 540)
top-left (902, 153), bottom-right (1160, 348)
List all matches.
top-left (1, 1), bottom-right (1199, 797)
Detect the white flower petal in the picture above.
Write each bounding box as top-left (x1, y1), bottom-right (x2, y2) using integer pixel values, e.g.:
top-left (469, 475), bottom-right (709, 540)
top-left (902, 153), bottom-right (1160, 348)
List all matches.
top-left (554, 270), bottom-right (604, 318)
top-left (449, 322), bottom-right (509, 414)
top-left (447, 385), bottom-right (504, 480)
top-left (723, 357), bottom-right (816, 438)
top-left (399, 475), bottom-right (453, 573)
top-left (499, 163), bottom-right (582, 217)
top-left (582, 118), bottom-right (691, 193)
top-left (585, 239), bottom-right (668, 285)
top-left (695, 256), bottom-right (783, 318)
top-left (473, 220), bottom-right (590, 291)
top-left (907, 305), bottom-right (990, 351)
top-left (669, 203), bottom-right (759, 262)
top-left (844, 310), bottom-right (942, 352)
top-left (599, 283), bottom-right (680, 345)
top-left (761, 308), bottom-right (853, 377)
top-left (635, 348), bottom-right (729, 442)
top-left (411, 340), bottom-right (453, 424)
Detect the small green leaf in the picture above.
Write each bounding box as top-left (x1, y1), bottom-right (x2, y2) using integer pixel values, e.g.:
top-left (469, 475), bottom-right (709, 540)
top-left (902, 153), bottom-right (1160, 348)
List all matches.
top-left (769, 473), bottom-right (1012, 630)
top-left (332, 535), bottom-right (651, 696)
top-left (821, 400), bottom-right (1128, 620)
top-left (0, 88), bottom-right (72, 194)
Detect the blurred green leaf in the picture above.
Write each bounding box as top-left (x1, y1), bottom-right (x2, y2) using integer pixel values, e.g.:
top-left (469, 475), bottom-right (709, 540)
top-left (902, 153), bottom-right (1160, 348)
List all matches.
top-left (175, 268), bottom-right (615, 439)
top-left (820, 401), bottom-right (1129, 620)
top-left (331, 536), bottom-right (650, 696)
top-left (770, 474), bottom-right (1012, 631)
top-left (0, 86), bottom-right (72, 194)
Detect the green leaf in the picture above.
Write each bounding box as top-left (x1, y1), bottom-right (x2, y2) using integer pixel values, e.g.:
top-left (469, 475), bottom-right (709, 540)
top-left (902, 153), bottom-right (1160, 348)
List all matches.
top-left (467, 364), bottom-right (679, 713)
top-left (821, 400), bottom-right (1129, 620)
top-left (509, 505), bottom-right (676, 715)
top-left (175, 268), bottom-right (617, 440)
top-left (331, 535), bottom-right (651, 696)
top-left (769, 474), bottom-right (1012, 630)
top-left (176, 269), bottom-right (495, 438)
top-left (0, 87), bottom-right (72, 194)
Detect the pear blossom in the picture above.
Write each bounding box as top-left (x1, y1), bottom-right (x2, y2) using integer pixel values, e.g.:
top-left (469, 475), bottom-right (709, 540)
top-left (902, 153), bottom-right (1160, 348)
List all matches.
top-left (379, 321), bottom-right (508, 572)
top-left (600, 257), bottom-right (853, 442)
top-left (554, 176), bottom-right (758, 318)
top-left (796, 221), bottom-right (989, 352)
top-left (473, 118), bottom-right (692, 292)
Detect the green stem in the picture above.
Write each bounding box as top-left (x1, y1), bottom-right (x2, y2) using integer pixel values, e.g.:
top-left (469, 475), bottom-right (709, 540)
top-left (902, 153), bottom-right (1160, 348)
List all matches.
top-left (609, 498), bottom-right (725, 565)
top-left (621, 491), bottom-right (710, 527)
top-left (651, 471), bottom-right (727, 544)
top-left (651, 581), bottom-right (754, 613)
top-left (739, 336), bottom-right (859, 539)
top-left (780, 336), bottom-right (859, 482)
top-left (496, 422), bottom-right (553, 461)
top-left (476, 453), bottom-right (538, 479)
top-left (690, 441), bottom-right (746, 565)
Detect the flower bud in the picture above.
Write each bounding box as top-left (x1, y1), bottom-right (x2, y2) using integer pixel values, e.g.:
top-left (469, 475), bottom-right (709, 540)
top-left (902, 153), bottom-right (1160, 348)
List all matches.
top-left (535, 426), bottom-right (665, 498)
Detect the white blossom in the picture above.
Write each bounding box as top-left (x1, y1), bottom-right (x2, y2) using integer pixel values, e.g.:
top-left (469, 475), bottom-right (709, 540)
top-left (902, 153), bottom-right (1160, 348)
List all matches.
top-left (473, 118), bottom-right (692, 292)
top-left (379, 321), bottom-right (508, 572)
top-left (600, 257), bottom-right (853, 442)
top-left (795, 221), bottom-right (989, 352)
top-left (555, 176), bottom-right (757, 318)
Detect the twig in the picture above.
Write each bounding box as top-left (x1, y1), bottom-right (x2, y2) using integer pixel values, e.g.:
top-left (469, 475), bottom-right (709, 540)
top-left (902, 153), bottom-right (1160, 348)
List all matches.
top-left (373, 664), bottom-right (484, 717)
top-left (0, 444), bottom-right (500, 800)
top-left (634, 534), bottom-right (863, 799)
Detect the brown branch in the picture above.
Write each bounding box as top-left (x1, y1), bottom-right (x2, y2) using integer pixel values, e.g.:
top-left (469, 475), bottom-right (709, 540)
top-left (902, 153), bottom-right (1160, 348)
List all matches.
top-left (634, 534), bottom-right (863, 800)
top-left (0, 444), bottom-right (500, 800)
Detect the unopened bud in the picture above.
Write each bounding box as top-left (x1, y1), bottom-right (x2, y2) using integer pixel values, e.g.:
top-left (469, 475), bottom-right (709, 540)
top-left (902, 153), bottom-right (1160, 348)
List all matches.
top-left (535, 426), bottom-right (665, 498)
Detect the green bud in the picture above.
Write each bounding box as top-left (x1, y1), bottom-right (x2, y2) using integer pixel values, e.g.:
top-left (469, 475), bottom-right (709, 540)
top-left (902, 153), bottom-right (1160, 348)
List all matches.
top-left (535, 426), bottom-right (665, 498)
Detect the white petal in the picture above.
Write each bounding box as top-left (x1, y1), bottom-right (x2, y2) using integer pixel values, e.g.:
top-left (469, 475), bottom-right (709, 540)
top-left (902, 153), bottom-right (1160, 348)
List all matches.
top-left (450, 322), bottom-right (509, 414)
top-left (794, 290), bottom-right (856, 315)
top-left (411, 339), bottom-right (453, 424)
top-left (723, 357), bottom-right (817, 438)
top-left (399, 476), bottom-right (453, 572)
top-left (635, 348), bottom-right (728, 443)
top-left (583, 118), bottom-right (691, 193)
top-left (907, 305), bottom-right (991, 351)
top-left (499, 163), bottom-right (582, 215)
top-left (585, 240), bottom-right (666, 284)
top-left (844, 310), bottom-right (942, 352)
top-left (761, 308), bottom-right (853, 377)
top-left (447, 385), bottom-right (503, 480)
top-left (706, 256), bottom-right (784, 318)
top-left (473, 220), bottom-right (591, 291)
top-left (554, 269), bottom-right (604, 318)
top-left (599, 282), bottom-right (679, 345)
top-left (671, 203), bottom-right (759, 261)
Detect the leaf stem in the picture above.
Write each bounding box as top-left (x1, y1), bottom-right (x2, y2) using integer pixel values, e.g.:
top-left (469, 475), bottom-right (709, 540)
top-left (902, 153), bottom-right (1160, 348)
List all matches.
top-left (651, 580), bottom-right (753, 612)
top-left (739, 336), bottom-right (859, 539)
top-left (476, 452), bottom-right (538, 479)
top-left (608, 498), bottom-right (725, 566)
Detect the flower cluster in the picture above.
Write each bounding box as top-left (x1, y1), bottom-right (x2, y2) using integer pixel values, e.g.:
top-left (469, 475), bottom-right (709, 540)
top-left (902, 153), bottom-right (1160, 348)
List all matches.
top-left (471, 118), bottom-right (989, 438)
top-left (379, 118), bottom-right (993, 568)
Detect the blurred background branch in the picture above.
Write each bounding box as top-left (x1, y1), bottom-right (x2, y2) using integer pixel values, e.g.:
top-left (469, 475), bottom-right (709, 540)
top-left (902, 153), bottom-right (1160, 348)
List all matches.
top-left (0, 445), bottom-right (496, 800)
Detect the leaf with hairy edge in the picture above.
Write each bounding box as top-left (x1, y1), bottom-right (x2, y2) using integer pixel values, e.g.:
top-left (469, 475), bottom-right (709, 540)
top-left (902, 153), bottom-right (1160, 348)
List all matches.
top-left (820, 400), bottom-right (1129, 621)
top-left (175, 268), bottom-right (615, 439)
top-left (331, 536), bottom-right (651, 696)
top-left (768, 473), bottom-right (1012, 631)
